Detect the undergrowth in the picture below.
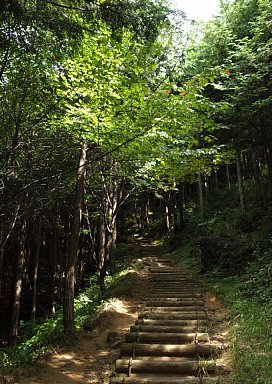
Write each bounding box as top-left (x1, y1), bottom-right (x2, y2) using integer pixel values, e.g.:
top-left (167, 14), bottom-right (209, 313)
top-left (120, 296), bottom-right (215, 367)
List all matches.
top-left (210, 277), bottom-right (272, 384)
top-left (167, 180), bottom-right (272, 383)
top-left (0, 243), bottom-right (134, 374)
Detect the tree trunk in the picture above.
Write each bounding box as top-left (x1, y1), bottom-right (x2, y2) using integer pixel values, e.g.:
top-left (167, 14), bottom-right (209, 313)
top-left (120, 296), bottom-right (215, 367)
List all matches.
top-left (197, 173), bottom-right (204, 215)
top-left (50, 228), bottom-right (58, 315)
top-left (178, 183), bottom-right (184, 229)
top-left (173, 192), bottom-right (178, 232)
top-left (0, 203), bottom-right (20, 295)
top-left (109, 218), bottom-right (117, 276)
top-left (164, 191), bottom-right (171, 230)
top-left (63, 141), bottom-right (88, 333)
top-left (99, 219), bottom-right (107, 290)
top-left (214, 169), bottom-right (219, 190)
top-left (31, 218), bottom-right (42, 322)
top-left (265, 147), bottom-right (272, 185)
top-left (252, 151), bottom-right (261, 190)
top-left (204, 173), bottom-right (209, 197)
top-left (226, 164), bottom-right (231, 189)
top-left (236, 147), bottom-right (246, 212)
top-left (9, 219), bottom-right (27, 346)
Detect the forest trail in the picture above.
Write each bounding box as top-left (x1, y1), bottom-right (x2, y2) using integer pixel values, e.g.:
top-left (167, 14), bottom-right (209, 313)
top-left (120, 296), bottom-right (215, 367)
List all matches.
top-left (110, 249), bottom-right (229, 383)
top-left (15, 244), bottom-right (230, 384)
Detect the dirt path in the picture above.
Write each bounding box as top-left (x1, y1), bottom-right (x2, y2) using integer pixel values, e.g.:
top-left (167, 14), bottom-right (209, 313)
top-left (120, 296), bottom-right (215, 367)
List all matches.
top-left (13, 246), bottom-right (230, 384)
top-left (110, 256), bottom-right (231, 383)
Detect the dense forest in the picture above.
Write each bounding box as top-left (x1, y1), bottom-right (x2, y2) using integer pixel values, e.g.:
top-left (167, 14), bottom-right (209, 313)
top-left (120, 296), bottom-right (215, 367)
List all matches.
top-left (0, 0), bottom-right (272, 382)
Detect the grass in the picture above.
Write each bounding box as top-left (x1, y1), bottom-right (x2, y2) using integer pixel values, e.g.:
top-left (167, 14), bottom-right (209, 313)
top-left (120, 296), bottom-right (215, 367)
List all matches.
top-left (169, 242), bottom-right (201, 276)
top-left (209, 277), bottom-right (272, 384)
top-left (169, 241), bottom-right (272, 383)
top-left (166, 191), bottom-right (272, 384)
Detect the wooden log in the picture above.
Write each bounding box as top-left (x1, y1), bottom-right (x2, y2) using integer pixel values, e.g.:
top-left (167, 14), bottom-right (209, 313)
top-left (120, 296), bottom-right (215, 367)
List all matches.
top-left (138, 312), bottom-right (207, 321)
top-left (151, 280), bottom-right (199, 284)
top-left (146, 299), bottom-right (203, 305)
top-left (150, 293), bottom-right (202, 296)
top-left (149, 293), bottom-right (203, 298)
top-left (151, 279), bottom-right (196, 282)
top-left (120, 343), bottom-right (216, 357)
top-left (151, 288), bottom-right (201, 291)
top-left (115, 358), bottom-right (216, 374)
top-left (144, 306), bottom-right (205, 312)
top-left (151, 285), bottom-right (201, 289)
top-left (150, 290), bottom-right (201, 293)
top-left (125, 332), bottom-right (209, 343)
top-left (130, 325), bottom-right (207, 333)
top-left (135, 319), bottom-right (207, 327)
top-left (110, 375), bottom-right (220, 384)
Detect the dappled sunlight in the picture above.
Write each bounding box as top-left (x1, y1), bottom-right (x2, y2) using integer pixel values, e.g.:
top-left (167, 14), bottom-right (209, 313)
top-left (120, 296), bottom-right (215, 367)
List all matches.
top-left (47, 353), bottom-right (83, 369)
top-left (103, 298), bottom-right (131, 314)
top-left (17, 292), bottom-right (144, 384)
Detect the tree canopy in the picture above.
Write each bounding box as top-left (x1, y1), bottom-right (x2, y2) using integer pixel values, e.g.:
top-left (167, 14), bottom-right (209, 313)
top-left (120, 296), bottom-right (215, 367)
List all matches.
top-left (0, 0), bottom-right (271, 348)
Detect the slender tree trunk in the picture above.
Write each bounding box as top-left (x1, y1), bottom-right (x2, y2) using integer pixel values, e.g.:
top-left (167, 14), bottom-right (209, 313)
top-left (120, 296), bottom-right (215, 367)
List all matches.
top-left (9, 219), bottom-right (27, 346)
top-left (214, 169), bottom-right (219, 190)
top-left (226, 164), bottom-right (231, 189)
top-left (252, 151), bottom-right (261, 189)
top-left (178, 183), bottom-right (184, 229)
top-left (63, 142), bottom-right (88, 333)
top-left (172, 189), bottom-right (178, 232)
top-left (265, 147), bottom-right (272, 185)
top-left (31, 218), bottom-right (42, 322)
top-left (164, 191), bottom-right (171, 230)
top-left (109, 218), bottom-right (117, 276)
top-left (0, 204), bottom-right (20, 294)
top-left (236, 147), bottom-right (246, 212)
top-left (50, 228), bottom-right (58, 315)
top-left (197, 173), bottom-right (204, 215)
top-left (99, 219), bottom-right (107, 290)
top-left (140, 195), bottom-right (149, 229)
top-left (204, 173), bottom-right (209, 197)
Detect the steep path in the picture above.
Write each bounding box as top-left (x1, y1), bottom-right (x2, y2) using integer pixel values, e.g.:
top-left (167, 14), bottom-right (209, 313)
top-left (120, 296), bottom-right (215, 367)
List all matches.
top-left (110, 254), bottom-right (220, 383)
top-left (15, 244), bottom-right (228, 384)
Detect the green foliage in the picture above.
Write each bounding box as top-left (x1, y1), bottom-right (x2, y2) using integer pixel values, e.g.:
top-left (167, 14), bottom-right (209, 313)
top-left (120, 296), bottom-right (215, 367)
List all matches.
top-left (210, 277), bottom-right (272, 384)
top-left (0, 257), bottom-right (135, 373)
top-left (169, 242), bottom-right (201, 275)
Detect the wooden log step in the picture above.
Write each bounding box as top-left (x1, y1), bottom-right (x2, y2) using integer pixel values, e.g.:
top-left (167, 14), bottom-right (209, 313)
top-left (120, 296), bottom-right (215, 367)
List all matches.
top-left (135, 319), bottom-right (207, 327)
top-left (120, 343), bottom-right (216, 358)
top-left (144, 305), bottom-right (204, 312)
top-left (149, 295), bottom-right (203, 300)
top-left (151, 288), bottom-right (202, 292)
top-left (150, 288), bottom-right (201, 292)
top-left (130, 325), bottom-right (207, 333)
top-left (125, 332), bottom-right (209, 343)
top-left (150, 275), bottom-right (199, 287)
top-left (143, 307), bottom-right (205, 313)
top-left (151, 279), bottom-right (199, 283)
top-left (149, 293), bottom-right (202, 298)
top-left (151, 274), bottom-right (189, 277)
top-left (115, 358), bottom-right (216, 374)
top-left (150, 292), bottom-right (202, 296)
top-left (146, 299), bottom-right (203, 306)
top-left (138, 312), bottom-right (207, 321)
top-left (151, 284), bottom-right (201, 289)
top-left (151, 279), bottom-right (197, 282)
top-left (110, 375), bottom-right (220, 384)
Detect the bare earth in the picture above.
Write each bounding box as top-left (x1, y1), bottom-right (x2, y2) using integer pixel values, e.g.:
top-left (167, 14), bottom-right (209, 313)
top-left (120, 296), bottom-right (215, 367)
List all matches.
top-left (9, 252), bottom-right (231, 384)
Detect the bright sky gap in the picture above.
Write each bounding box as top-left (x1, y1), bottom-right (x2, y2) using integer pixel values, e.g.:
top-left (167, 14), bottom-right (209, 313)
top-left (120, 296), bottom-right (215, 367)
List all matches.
top-left (171, 0), bottom-right (220, 21)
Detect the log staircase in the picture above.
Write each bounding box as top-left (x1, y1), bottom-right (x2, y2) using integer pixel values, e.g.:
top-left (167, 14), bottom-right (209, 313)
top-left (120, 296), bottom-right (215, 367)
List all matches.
top-left (110, 256), bottom-right (221, 384)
